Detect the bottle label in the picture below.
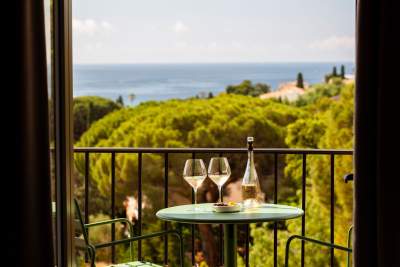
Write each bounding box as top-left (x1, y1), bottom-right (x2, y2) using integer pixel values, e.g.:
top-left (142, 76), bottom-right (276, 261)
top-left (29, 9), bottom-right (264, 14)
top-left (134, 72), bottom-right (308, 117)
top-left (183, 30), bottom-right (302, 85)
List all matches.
top-left (242, 184), bottom-right (257, 200)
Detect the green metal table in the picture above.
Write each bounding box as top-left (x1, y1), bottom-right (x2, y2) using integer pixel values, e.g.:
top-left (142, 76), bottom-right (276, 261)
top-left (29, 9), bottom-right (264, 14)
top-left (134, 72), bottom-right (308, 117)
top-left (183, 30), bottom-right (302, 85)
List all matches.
top-left (156, 203), bottom-right (303, 267)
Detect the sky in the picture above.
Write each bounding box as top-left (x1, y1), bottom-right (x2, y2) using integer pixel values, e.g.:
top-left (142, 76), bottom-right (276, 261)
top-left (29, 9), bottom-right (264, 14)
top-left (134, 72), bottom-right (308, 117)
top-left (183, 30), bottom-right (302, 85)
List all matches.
top-left (73, 0), bottom-right (355, 64)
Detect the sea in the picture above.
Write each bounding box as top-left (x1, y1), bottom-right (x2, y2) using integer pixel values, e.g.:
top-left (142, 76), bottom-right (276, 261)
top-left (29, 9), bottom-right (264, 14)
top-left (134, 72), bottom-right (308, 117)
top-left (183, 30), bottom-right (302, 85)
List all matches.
top-left (73, 62), bottom-right (355, 105)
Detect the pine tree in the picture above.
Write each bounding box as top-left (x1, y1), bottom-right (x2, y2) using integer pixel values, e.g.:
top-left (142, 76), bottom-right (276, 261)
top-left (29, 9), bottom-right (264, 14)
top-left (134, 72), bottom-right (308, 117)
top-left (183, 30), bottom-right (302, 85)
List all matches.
top-left (340, 65), bottom-right (345, 79)
top-left (332, 66), bottom-right (338, 77)
top-left (297, 72), bottom-right (304, 88)
top-left (208, 92), bottom-right (214, 98)
top-left (116, 95), bottom-right (124, 106)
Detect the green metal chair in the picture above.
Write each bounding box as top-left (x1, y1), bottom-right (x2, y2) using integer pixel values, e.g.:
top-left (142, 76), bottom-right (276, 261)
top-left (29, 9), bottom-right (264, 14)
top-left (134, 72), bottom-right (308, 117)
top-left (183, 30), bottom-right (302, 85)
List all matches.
top-left (284, 173), bottom-right (354, 267)
top-left (74, 198), bottom-right (184, 267)
top-left (284, 226), bottom-right (353, 267)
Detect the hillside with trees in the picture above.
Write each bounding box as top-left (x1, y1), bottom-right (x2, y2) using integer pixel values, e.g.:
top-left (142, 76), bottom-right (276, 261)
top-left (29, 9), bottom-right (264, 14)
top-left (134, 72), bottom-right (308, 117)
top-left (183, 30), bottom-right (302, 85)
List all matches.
top-left (73, 78), bottom-right (354, 266)
top-left (73, 96), bottom-right (122, 140)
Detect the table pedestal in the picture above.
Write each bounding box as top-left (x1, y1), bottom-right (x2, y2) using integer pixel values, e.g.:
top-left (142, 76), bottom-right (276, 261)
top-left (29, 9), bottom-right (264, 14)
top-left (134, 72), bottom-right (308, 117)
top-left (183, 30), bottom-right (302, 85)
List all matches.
top-left (224, 224), bottom-right (237, 267)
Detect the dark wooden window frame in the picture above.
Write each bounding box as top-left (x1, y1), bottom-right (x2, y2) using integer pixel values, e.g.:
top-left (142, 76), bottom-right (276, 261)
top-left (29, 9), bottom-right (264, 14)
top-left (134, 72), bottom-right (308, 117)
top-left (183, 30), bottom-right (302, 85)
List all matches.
top-left (53, 0), bottom-right (74, 266)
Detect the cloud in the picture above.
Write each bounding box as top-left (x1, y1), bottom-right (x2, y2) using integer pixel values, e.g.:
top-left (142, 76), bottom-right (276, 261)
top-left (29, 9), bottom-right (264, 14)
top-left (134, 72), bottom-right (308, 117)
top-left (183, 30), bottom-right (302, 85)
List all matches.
top-left (309, 35), bottom-right (354, 50)
top-left (100, 21), bottom-right (112, 31)
top-left (173, 21), bottom-right (189, 33)
top-left (85, 42), bottom-right (104, 50)
top-left (231, 41), bottom-right (242, 48)
top-left (73, 18), bottom-right (113, 35)
top-left (208, 42), bottom-right (217, 49)
top-left (175, 41), bottom-right (188, 48)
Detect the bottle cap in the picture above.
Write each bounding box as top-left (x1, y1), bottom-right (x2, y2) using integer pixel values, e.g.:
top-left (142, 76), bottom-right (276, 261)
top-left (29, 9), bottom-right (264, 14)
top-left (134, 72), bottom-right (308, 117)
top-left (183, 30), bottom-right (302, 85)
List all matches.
top-left (247, 137), bottom-right (254, 142)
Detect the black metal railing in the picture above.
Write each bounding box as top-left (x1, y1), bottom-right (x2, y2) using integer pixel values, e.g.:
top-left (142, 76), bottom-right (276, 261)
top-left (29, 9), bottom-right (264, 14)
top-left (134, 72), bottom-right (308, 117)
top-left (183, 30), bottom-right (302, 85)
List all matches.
top-left (74, 147), bottom-right (353, 267)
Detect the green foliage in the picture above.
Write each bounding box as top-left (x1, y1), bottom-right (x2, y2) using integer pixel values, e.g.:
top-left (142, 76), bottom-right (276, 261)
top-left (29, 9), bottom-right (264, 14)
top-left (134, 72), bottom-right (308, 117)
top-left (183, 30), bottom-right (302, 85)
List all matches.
top-left (116, 95), bottom-right (124, 106)
top-left (294, 80), bottom-right (344, 107)
top-left (74, 94), bottom-right (303, 265)
top-left (76, 94), bottom-right (303, 208)
top-left (73, 96), bottom-right (121, 141)
top-left (243, 81), bottom-right (355, 266)
top-left (282, 82), bottom-right (355, 265)
top-left (226, 80), bottom-right (271, 97)
top-left (74, 81), bottom-right (355, 266)
top-left (325, 66), bottom-right (344, 83)
top-left (296, 72), bottom-right (304, 89)
top-left (285, 119), bottom-right (325, 148)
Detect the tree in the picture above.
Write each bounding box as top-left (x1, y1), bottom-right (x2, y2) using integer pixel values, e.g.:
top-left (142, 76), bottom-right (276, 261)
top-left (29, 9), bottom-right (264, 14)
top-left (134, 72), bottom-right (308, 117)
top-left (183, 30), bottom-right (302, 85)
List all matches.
top-left (332, 66), bottom-right (338, 76)
top-left (296, 72), bottom-right (304, 88)
top-left (294, 81), bottom-right (343, 106)
top-left (75, 94), bottom-right (303, 266)
top-left (73, 96), bottom-right (121, 141)
top-left (325, 66), bottom-right (343, 83)
top-left (254, 83), bottom-right (271, 96)
top-left (74, 81), bottom-right (356, 266)
top-left (208, 92), bottom-right (214, 99)
top-left (116, 95), bottom-right (124, 106)
top-left (226, 80), bottom-right (270, 97)
top-left (340, 65), bottom-right (346, 79)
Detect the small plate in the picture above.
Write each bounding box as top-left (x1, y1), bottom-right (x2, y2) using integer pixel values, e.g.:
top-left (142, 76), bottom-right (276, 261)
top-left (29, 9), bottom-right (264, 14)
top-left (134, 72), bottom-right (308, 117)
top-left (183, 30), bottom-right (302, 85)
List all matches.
top-left (212, 204), bottom-right (241, 213)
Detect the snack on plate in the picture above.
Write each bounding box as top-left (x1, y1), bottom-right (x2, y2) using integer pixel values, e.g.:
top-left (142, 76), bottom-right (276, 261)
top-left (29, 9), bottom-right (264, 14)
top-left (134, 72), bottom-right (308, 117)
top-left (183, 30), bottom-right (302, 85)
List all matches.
top-left (212, 202), bottom-right (241, 213)
top-left (213, 201), bottom-right (237, 207)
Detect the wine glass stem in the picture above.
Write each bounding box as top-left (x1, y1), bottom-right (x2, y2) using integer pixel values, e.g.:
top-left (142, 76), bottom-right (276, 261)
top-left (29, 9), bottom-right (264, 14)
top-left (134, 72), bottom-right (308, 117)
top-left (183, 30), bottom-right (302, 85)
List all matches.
top-left (194, 189), bottom-right (197, 210)
top-left (218, 186), bottom-right (222, 203)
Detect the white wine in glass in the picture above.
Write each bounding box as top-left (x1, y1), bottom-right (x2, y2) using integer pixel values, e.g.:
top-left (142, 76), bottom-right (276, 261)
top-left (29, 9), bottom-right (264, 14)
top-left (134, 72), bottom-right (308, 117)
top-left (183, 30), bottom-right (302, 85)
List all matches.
top-left (208, 157), bottom-right (231, 203)
top-left (183, 159), bottom-right (207, 211)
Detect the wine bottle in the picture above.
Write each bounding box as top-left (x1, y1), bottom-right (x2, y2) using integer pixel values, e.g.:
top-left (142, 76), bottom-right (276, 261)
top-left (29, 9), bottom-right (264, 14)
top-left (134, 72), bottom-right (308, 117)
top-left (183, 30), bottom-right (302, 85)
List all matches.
top-left (241, 137), bottom-right (261, 208)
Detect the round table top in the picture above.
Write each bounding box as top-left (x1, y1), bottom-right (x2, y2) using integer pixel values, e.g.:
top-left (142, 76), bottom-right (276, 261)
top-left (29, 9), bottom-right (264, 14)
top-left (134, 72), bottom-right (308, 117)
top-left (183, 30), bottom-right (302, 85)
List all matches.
top-left (156, 203), bottom-right (303, 224)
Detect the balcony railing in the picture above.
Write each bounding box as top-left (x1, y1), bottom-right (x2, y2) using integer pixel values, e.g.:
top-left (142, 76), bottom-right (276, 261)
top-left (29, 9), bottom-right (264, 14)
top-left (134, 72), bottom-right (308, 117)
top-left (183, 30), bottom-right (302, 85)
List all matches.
top-left (74, 147), bottom-right (353, 267)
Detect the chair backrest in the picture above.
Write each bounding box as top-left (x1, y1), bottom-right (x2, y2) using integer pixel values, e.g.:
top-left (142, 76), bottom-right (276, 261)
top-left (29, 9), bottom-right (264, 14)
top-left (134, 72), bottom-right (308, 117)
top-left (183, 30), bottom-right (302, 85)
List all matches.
top-left (74, 199), bottom-right (97, 266)
top-left (74, 198), bottom-right (90, 248)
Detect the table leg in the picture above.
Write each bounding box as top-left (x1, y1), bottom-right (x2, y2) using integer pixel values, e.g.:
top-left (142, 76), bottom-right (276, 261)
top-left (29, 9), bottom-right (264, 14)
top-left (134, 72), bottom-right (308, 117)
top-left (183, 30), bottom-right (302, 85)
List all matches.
top-left (224, 224), bottom-right (237, 267)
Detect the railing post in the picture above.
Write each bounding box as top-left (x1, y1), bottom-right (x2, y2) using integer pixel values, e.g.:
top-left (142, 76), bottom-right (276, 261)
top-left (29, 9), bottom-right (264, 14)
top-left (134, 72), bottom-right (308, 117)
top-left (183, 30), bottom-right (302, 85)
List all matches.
top-left (84, 152), bottom-right (90, 225)
top-left (84, 152), bottom-right (90, 262)
top-left (245, 224), bottom-right (250, 267)
top-left (164, 153), bottom-right (169, 266)
top-left (301, 154), bottom-right (306, 267)
top-left (219, 152), bottom-right (224, 267)
top-left (138, 152), bottom-right (143, 260)
top-left (191, 152), bottom-right (195, 267)
top-left (111, 152), bottom-right (116, 263)
top-left (273, 153), bottom-right (278, 267)
top-left (330, 154), bottom-right (335, 267)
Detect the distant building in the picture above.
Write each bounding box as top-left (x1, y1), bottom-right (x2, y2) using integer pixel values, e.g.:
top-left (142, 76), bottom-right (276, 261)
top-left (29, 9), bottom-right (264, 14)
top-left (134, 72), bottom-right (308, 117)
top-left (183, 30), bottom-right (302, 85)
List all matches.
top-left (345, 74), bottom-right (355, 80)
top-left (343, 74), bottom-right (355, 84)
top-left (260, 81), bottom-right (306, 102)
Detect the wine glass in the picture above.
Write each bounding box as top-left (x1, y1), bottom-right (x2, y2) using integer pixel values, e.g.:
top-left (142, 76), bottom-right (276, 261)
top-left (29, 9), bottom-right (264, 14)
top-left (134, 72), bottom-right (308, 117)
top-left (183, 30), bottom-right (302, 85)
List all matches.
top-left (183, 159), bottom-right (207, 211)
top-left (208, 157), bottom-right (231, 203)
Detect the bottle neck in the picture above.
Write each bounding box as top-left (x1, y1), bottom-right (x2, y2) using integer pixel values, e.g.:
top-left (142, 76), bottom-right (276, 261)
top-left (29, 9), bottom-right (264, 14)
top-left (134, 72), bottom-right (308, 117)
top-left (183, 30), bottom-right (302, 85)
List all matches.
top-left (247, 141), bottom-right (254, 164)
top-left (248, 150), bottom-right (254, 164)
top-left (243, 140), bottom-right (258, 184)
top-left (247, 149), bottom-right (255, 180)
